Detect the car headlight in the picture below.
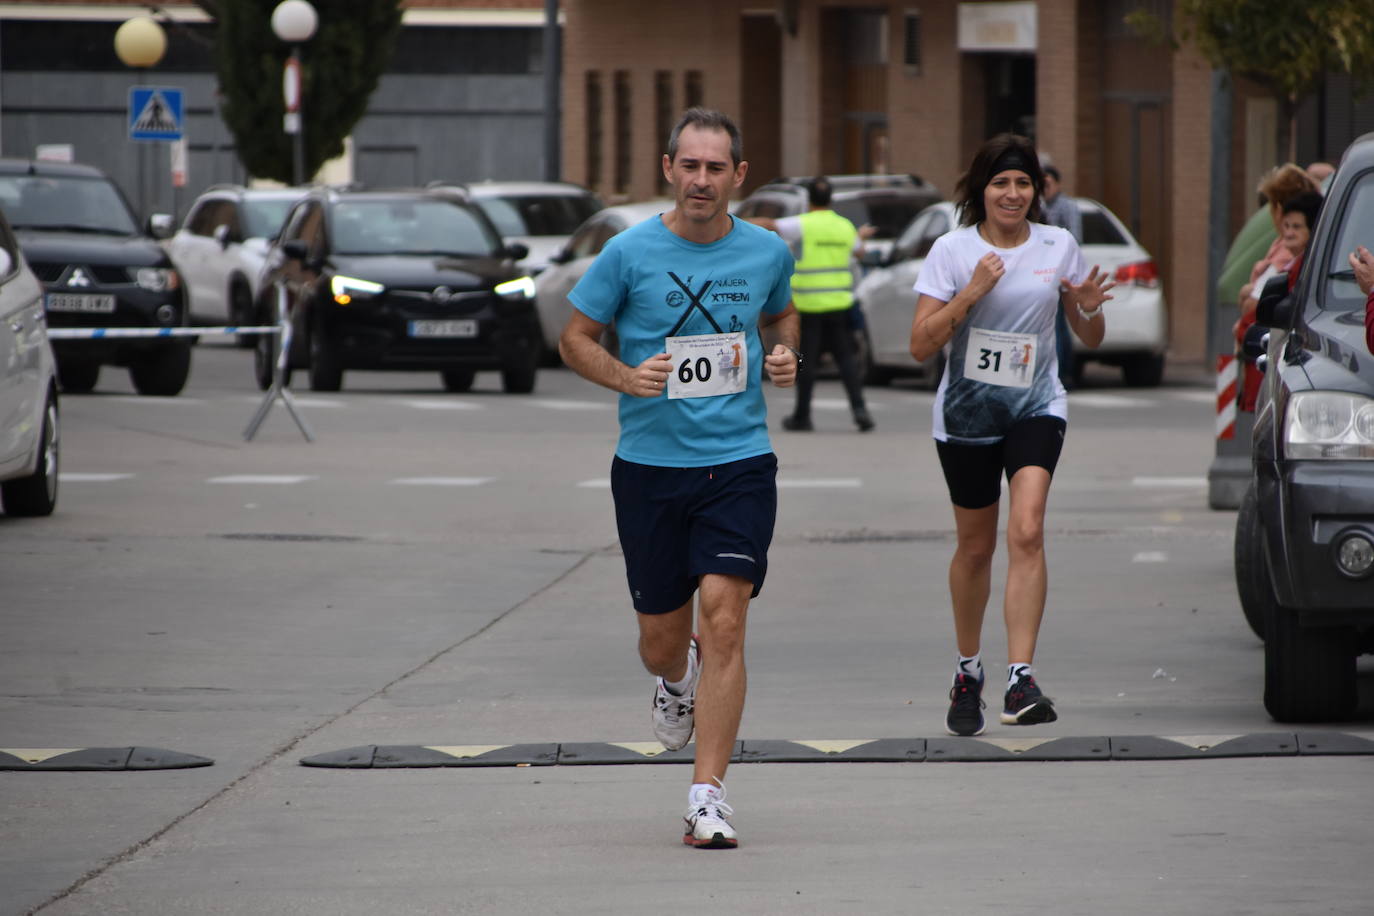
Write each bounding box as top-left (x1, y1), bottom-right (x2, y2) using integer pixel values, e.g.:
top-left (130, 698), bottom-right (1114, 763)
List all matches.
top-left (1284, 391), bottom-right (1374, 458)
top-left (494, 276), bottom-right (535, 301)
top-left (331, 274), bottom-right (384, 305)
top-left (135, 267), bottom-right (180, 292)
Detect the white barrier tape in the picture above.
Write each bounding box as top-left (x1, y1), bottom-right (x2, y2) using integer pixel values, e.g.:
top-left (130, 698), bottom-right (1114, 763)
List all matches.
top-left (47, 326), bottom-right (279, 340)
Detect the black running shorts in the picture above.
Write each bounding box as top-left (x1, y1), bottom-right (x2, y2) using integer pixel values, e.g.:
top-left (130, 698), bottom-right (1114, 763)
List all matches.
top-left (610, 452), bottom-right (778, 614)
top-left (934, 416), bottom-right (1067, 509)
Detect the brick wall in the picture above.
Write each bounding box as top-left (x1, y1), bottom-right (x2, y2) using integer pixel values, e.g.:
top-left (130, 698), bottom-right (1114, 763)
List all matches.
top-left (1169, 40), bottom-right (1214, 365)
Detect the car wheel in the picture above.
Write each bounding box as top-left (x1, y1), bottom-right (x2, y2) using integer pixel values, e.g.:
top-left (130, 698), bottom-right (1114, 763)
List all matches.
top-left (308, 330), bottom-right (343, 392)
top-left (231, 282), bottom-right (255, 349)
top-left (441, 368), bottom-right (476, 392)
top-left (1, 390), bottom-right (58, 517)
top-left (1122, 352), bottom-right (1165, 388)
top-left (1264, 600), bottom-right (1357, 723)
top-left (56, 359), bottom-right (100, 394)
top-left (129, 342), bottom-right (192, 396)
top-left (1232, 481), bottom-right (1270, 641)
top-left (501, 361), bottom-right (537, 394)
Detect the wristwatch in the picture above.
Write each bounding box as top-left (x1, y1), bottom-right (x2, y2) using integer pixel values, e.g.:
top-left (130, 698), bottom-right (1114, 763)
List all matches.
top-left (787, 346), bottom-right (803, 369)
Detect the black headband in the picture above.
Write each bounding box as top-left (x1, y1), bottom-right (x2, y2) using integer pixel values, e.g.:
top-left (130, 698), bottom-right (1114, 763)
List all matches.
top-left (990, 148), bottom-right (1035, 178)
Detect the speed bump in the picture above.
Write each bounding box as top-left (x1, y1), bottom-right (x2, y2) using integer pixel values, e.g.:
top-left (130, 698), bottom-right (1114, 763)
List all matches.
top-left (1109, 734), bottom-right (1297, 760)
top-left (0, 747), bottom-right (213, 771)
top-left (299, 744), bottom-right (558, 768)
top-left (737, 739), bottom-right (926, 763)
top-left (1295, 731), bottom-right (1374, 755)
top-left (926, 736), bottom-right (1109, 762)
top-left (557, 741), bottom-right (724, 765)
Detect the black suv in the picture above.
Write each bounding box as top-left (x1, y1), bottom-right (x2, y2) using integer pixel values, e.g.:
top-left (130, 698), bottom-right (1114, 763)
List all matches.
top-left (1234, 131), bottom-right (1374, 722)
top-left (0, 159), bottom-right (188, 396)
top-left (253, 186), bottom-right (539, 393)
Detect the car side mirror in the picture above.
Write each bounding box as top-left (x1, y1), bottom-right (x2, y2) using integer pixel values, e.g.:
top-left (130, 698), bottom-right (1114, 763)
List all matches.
top-left (281, 239), bottom-right (310, 263)
top-left (213, 224), bottom-right (232, 249)
top-left (549, 246), bottom-right (572, 266)
top-left (148, 213), bottom-right (174, 239)
top-left (1241, 323), bottom-right (1269, 362)
top-left (505, 241), bottom-right (530, 261)
top-left (1254, 273), bottom-right (1293, 328)
top-left (859, 248), bottom-right (885, 268)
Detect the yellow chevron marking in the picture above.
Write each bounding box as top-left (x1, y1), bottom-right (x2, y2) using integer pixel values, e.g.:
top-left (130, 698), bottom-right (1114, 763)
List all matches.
top-left (792, 740), bottom-right (876, 755)
top-left (423, 745), bottom-right (510, 759)
top-left (2, 748), bottom-right (84, 764)
top-left (978, 738), bottom-right (1058, 754)
top-left (609, 742), bottom-right (671, 757)
top-left (1161, 735), bottom-right (1242, 751)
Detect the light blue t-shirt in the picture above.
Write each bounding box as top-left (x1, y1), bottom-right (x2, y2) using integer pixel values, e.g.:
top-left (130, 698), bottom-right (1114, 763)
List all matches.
top-left (569, 214), bottom-right (794, 467)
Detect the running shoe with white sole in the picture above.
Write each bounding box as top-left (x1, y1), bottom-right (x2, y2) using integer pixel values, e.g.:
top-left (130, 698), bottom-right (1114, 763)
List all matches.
top-left (683, 786), bottom-right (737, 849)
top-left (651, 637), bottom-right (700, 751)
top-left (1001, 672), bottom-right (1058, 725)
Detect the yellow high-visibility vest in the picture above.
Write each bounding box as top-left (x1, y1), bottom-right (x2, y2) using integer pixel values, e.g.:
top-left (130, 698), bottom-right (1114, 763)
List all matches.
top-left (792, 209), bottom-right (857, 314)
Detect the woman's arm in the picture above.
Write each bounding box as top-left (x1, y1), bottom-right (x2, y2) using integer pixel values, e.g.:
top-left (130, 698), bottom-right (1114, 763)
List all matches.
top-left (909, 251), bottom-right (1005, 362)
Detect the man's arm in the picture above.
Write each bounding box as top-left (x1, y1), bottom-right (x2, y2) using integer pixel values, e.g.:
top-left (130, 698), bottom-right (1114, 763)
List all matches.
top-left (559, 309), bottom-right (670, 398)
top-left (759, 304), bottom-right (800, 388)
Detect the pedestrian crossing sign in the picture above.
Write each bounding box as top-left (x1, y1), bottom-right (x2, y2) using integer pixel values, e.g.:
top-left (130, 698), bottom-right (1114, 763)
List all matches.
top-left (128, 87), bottom-right (183, 141)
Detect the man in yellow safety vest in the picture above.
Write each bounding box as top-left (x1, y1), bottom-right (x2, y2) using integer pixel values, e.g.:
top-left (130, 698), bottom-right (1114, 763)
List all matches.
top-left (753, 176), bottom-right (874, 432)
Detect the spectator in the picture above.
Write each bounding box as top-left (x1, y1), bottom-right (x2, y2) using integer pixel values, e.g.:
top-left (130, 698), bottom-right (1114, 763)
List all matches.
top-left (1350, 244), bottom-right (1374, 354)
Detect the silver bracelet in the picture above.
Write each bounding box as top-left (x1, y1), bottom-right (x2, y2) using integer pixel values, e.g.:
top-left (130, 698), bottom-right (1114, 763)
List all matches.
top-left (1078, 303), bottom-right (1103, 320)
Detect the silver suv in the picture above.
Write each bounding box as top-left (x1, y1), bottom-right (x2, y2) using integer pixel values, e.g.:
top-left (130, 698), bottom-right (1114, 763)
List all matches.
top-left (438, 181), bottom-right (603, 276)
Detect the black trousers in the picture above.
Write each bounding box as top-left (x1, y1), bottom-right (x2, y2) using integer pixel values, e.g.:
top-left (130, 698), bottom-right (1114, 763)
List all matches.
top-left (792, 307), bottom-right (867, 421)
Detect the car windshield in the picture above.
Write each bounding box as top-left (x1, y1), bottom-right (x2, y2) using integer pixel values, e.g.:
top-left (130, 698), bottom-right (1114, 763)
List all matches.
top-left (475, 193), bottom-right (602, 237)
top-left (242, 198), bottom-right (298, 239)
top-left (835, 198), bottom-right (925, 238)
top-left (1322, 170), bottom-right (1374, 311)
top-left (0, 174), bottom-right (138, 235)
top-left (331, 199), bottom-right (501, 256)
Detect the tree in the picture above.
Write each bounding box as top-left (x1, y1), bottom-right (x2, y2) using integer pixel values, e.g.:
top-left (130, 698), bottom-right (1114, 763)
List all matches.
top-left (215, 1), bottom-right (402, 183)
top-left (1129, 1), bottom-right (1374, 163)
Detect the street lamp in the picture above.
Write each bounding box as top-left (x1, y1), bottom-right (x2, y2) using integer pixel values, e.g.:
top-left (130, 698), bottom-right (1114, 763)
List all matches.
top-left (114, 16), bottom-right (167, 221)
top-left (271, 0), bottom-right (318, 187)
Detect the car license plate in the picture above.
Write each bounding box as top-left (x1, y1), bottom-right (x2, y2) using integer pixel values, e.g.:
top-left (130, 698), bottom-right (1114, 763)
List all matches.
top-left (408, 319), bottom-right (477, 338)
top-left (45, 293), bottom-right (116, 313)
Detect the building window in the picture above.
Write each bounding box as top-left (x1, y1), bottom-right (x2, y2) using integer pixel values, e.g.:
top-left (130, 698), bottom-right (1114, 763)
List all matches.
top-left (685, 70), bottom-right (704, 110)
top-left (656, 71), bottom-right (674, 193)
top-left (614, 70), bottom-right (632, 195)
top-left (585, 71), bottom-right (603, 190)
top-left (903, 11), bottom-right (921, 73)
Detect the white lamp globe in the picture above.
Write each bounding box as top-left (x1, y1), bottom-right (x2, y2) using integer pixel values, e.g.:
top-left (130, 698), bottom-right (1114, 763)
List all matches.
top-left (271, 0), bottom-right (318, 43)
top-left (114, 17), bottom-right (167, 69)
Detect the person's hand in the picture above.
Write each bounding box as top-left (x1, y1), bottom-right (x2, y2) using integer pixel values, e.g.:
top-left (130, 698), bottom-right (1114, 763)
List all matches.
top-left (765, 344), bottom-right (797, 388)
top-left (968, 251), bottom-right (1005, 298)
top-left (627, 352), bottom-right (672, 397)
top-left (857, 223), bottom-right (877, 241)
top-left (1061, 265), bottom-right (1116, 312)
top-left (1349, 245), bottom-right (1374, 296)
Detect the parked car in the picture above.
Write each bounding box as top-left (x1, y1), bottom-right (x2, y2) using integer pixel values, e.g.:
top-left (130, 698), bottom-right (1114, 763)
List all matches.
top-left (1233, 131), bottom-right (1374, 723)
top-left (251, 185), bottom-right (539, 394)
top-left (532, 200), bottom-right (670, 358)
top-left (853, 198), bottom-right (1169, 388)
top-left (0, 158), bottom-right (188, 396)
top-left (454, 181), bottom-right (604, 276)
top-left (734, 173), bottom-right (943, 263)
top-left (0, 207), bottom-right (59, 517)
top-left (165, 185), bottom-right (305, 343)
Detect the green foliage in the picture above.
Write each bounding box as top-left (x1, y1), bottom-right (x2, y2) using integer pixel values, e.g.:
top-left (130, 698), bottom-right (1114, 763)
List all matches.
top-left (216, 1), bottom-right (402, 183)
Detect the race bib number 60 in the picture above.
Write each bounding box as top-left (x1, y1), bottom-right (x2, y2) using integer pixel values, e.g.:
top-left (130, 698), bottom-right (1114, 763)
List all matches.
top-left (665, 331), bottom-right (747, 399)
top-left (963, 326), bottom-right (1036, 389)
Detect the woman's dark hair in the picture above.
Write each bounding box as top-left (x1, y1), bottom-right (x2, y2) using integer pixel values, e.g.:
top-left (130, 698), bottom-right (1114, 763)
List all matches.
top-left (1281, 190), bottom-right (1323, 234)
top-left (954, 133), bottom-right (1045, 228)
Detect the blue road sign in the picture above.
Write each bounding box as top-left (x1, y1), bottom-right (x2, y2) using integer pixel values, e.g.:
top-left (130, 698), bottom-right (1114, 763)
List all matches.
top-left (129, 87), bottom-right (183, 141)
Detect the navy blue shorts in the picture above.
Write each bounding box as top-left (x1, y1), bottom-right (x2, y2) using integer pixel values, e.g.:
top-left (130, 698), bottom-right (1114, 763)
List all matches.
top-left (934, 415), bottom-right (1067, 509)
top-left (610, 453), bottom-right (778, 614)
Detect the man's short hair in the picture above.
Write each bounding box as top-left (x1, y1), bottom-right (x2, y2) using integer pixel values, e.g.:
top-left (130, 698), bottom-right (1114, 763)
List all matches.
top-left (1043, 164), bottom-right (1063, 183)
top-left (667, 107), bottom-right (743, 167)
top-left (808, 176), bottom-right (833, 206)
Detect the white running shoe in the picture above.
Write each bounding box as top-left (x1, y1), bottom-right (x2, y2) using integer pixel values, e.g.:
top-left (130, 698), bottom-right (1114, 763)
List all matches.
top-left (683, 784), bottom-right (737, 849)
top-left (651, 637), bottom-right (699, 751)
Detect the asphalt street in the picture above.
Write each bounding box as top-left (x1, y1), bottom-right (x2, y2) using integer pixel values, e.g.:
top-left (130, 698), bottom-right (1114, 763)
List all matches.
top-left (2, 343), bottom-right (1371, 915)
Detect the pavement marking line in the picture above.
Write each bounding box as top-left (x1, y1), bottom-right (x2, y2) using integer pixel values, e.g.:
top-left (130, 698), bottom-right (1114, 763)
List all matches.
top-left (59, 473), bottom-right (134, 482)
top-left (530, 399), bottom-right (611, 410)
top-left (1132, 476), bottom-right (1207, 488)
top-left (388, 477), bottom-right (492, 486)
top-left (207, 475), bottom-right (317, 485)
top-left (107, 396), bottom-right (206, 405)
top-left (608, 742), bottom-right (673, 758)
top-left (1070, 393), bottom-right (1156, 409)
top-left (2, 748), bottom-right (83, 764)
top-left (400, 399), bottom-right (482, 411)
top-left (281, 397), bottom-right (344, 408)
top-left (811, 398), bottom-right (884, 411)
top-left (577, 478), bottom-right (611, 488)
top-left (1133, 551), bottom-right (1169, 563)
top-left (792, 740), bottom-right (876, 754)
top-left (1162, 734), bottom-right (1244, 751)
top-left (778, 478), bottom-right (862, 488)
top-left (423, 745), bottom-right (514, 760)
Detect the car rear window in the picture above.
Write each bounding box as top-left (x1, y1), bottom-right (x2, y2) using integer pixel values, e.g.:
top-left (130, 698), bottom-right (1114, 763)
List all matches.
top-left (0, 174), bottom-right (138, 235)
top-left (1080, 209), bottom-right (1127, 246)
top-left (1323, 170), bottom-right (1374, 311)
top-left (477, 194), bottom-right (603, 238)
top-left (332, 199), bottom-right (501, 257)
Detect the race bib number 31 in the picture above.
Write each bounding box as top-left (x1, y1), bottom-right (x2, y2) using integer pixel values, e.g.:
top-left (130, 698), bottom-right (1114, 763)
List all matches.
top-left (665, 331), bottom-right (747, 399)
top-left (963, 326), bottom-right (1037, 389)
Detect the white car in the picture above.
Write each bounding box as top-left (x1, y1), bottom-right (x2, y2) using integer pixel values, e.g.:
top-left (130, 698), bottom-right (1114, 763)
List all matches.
top-left (0, 210), bottom-right (58, 517)
top-left (454, 181), bottom-right (604, 277)
top-left (532, 200), bottom-right (671, 358)
top-left (855, 198), bottom-right (1169, 387)
top-left (165, 186), bottom-right (305, 338)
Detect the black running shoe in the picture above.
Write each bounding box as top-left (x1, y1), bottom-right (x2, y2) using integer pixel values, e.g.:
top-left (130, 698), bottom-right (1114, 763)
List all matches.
top-left (1001, 673), bottom-right (1058, 725)
top-left (782, 415), bottom-right (814, 432)
top-left (945, 673), bottom-right (986, 736)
